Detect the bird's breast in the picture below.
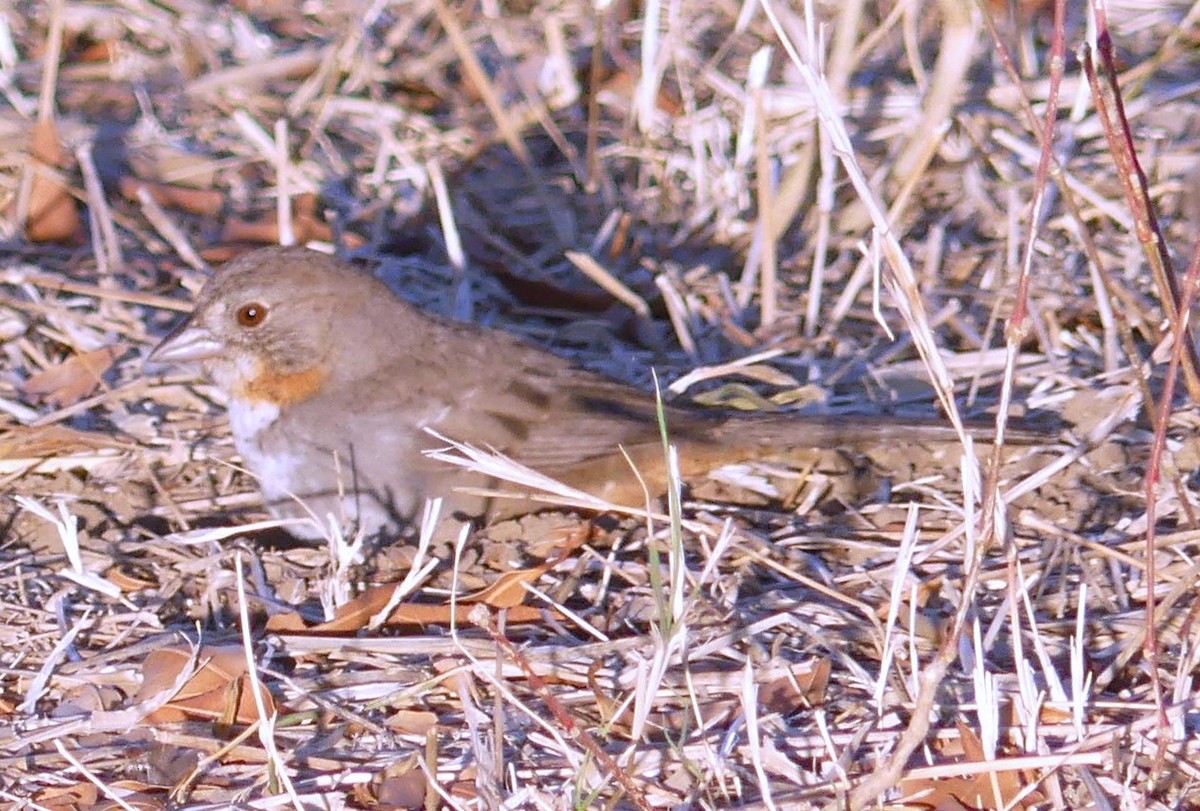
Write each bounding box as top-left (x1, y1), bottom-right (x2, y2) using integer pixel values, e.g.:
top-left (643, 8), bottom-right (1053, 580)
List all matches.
top-left (227, 396), bottom-right (302, 503)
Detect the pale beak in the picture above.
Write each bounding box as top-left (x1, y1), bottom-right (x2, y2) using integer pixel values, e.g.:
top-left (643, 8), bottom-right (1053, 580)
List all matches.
top-left (148, 317), bottom-right (224, 364)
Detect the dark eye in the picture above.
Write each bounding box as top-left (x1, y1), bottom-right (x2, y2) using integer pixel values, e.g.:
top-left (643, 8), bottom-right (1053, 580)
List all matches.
top-left (237, 303), bottom-right (267, 327)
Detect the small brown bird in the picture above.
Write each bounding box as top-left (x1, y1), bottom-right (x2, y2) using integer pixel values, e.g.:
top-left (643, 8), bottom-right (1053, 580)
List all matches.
top-left (150, 246), bottom-right (974, 539)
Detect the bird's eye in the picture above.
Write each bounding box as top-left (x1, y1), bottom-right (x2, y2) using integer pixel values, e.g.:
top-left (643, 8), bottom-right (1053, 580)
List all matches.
top-left (237, 303), bottom-right (267, 327)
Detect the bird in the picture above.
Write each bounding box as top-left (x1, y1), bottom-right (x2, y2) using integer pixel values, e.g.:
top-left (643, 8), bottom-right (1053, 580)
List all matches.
top-left (149, 246), bottom-right (996, 540)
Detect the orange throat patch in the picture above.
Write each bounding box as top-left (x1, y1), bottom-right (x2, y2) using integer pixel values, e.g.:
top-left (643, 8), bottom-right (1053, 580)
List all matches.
top-left (235, 363), bottom-right (328, 408)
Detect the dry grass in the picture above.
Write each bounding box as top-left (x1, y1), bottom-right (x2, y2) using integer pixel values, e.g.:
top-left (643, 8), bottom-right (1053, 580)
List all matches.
top-left (2, 1), bottom-right (1200, 808)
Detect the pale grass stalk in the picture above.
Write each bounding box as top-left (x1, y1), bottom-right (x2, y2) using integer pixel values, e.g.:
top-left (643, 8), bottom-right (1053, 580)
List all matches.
top-left (904, 746), bottom-right (1108, 781)
top-left (767, 0), bottom-right (819, 246)
top-left (320, 519), bottom-right (366, 618)
top-left (186, 48), bottom-right (323, 99)
top-left (165, 518), bottom-right (309, 545)
top-left (172, 720), bottom-right (263, 804)
top-left (424, 428), bottom-right (689, 526)
top-left (875, 503), bottom-right (920, 712)
top-left (750, 46), bottom-right (779, 327)
top-left (565, 250), bottom-right (651, 318)
top-left (1070, 582), bottom-right (1092, 742)
top-left (891, 0), bottom-right (977, 182)
top-left (665, 443), bottom-right (685, 624)
top-left (368, 498), bottom-right (442, 630)
top-left (231, 110), bottom-right (314, 195)
top-left (865, 232), bottom-right (894, 341)
top-left (273, 118), bottom-right (294, 246)
top-left (452, 646), bottom-right (587, 775)
top-left (627, 611), bottom-right (688, 743)
top-left (741, 657), bottom-right (778, 811)
top-left (813, 708), bottom-right (850, 788)
top-left (1171, 635), bottom-right (1200, 742)
top-left (762, 0), bottom-right (970, 447)
top-left (35, 381), bottom-right (155, 429)
top-left (682, 662), bottom-right (726, 785)
top-left (135, 185), bottom-right (208, 271)
top-left (627, 441), bottom-right (689, 742)
top-left (667, 347), bottom-right (786, 394)
top-left (587, 207), bottom-right (623, 255)
top-left (15, 496), bottom-right (121, 598)
top-left (989, 128), bottom-right (1133, 229)
top-left (737, 216), bottom-right (764, 312)
top-left (697, 516), bottom-right (737, 586)
top-left (970, 618), bottom-right (1004, 808)
top-left (607, 664), bottom-right (640, 728)
top-left (907, 581), bottom-right (921, 701)
top-left (654, 273), bottom-right (698, 360)
top-left (235, 553), bottom-right (302, 808)
top-left (960, 436), bottom-right (980, 564)
top-left (0, 15), bottom-right (34, 117)
top-left (735, 45), bottom-right (768, 170)
top-left (448, 668), bottom-right (500, 805)
top-left (19, 605), bottom-right (88, 715)
top-left (986, 564), bottom-right (1050, 709)
top-left (414, 755), bottom-right (473, 811)
top-left (427, 158), bottom-right (465, 274)
top-left (448, 531), bottom-right (586, 783)
top-left (54, 739), bottom-right (140, 811)
top-left (1014, 656), bottom-right (1044, 753)
top-left (75, 141), bottom-right (121, 272)
top-left (523, 582), bottom-right (609, 642)
top-left (806, 79), bottom-right (836, 337)
top-left (635, 0), bottom-right (664, 133)
top-left (430, 0), bottom-right (530, 164)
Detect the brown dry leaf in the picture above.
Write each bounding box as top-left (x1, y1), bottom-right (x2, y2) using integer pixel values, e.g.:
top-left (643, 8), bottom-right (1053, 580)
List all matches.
top-left (217, 193), bottom-right (333, 245)
top-left (106, 566), bottom-right (157, 592)
top-left (25, 118), bottom-right (84, 244)
top-left (899, 722), bottom-right (1043, 811)
top-left (385, 709), bottom-right (438, 736)
top-left (759, 657), bottom-right (831, 711)
top-left (119, 176), bottom-right (224, 217)
top-left (467, 523), bottom-right (589, 608)
top-left (596, 66), bottom-right (684, 116)
top-left (365, 754), bottom-right (428, 810)
top-left (263, 610), bottom-right (309, 633)
top-left (136, 644), bottom-right (275, 726)
top-left (93, 793), bottom-right (166, 811)
top-left (34, 782), bottom-right (99, 811)
top-left (23, 343), bottom-right (129, 407)
top-left (466, 562), bottom-right (555, 609)
top-left (310, 583), bottom-right (551, 631)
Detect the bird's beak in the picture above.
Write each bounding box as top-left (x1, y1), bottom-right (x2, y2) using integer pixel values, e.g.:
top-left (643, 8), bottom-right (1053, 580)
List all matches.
top-left (148, 316), bottom-right (224, 364)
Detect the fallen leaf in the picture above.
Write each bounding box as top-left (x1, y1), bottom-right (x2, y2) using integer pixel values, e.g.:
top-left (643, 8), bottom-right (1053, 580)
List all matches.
top-left (25, 118), bottom-right (85, 244)
top-left (898, 722), bottom-right (1045, 810)
top-left (137, 645), bottom-right (275, 726)
top-left (759, 657), bottom-right (831, 711)
top-left (369, 754), bottom-right (428, 810)
top-left (23, 343), bottom-right (129, 407)
top-left (119, 176), bottom-right (224, 217)
top-left (385, 709), bottom-right (438, 736)
top-left (34, 782), bottom-right (99, 810)
top-left (466, 562), bottom-right (556, 609)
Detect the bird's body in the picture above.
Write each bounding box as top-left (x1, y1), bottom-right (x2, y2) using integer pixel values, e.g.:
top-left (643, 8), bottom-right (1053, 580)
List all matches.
top-left (151, 247), bottom-right (976, 539)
